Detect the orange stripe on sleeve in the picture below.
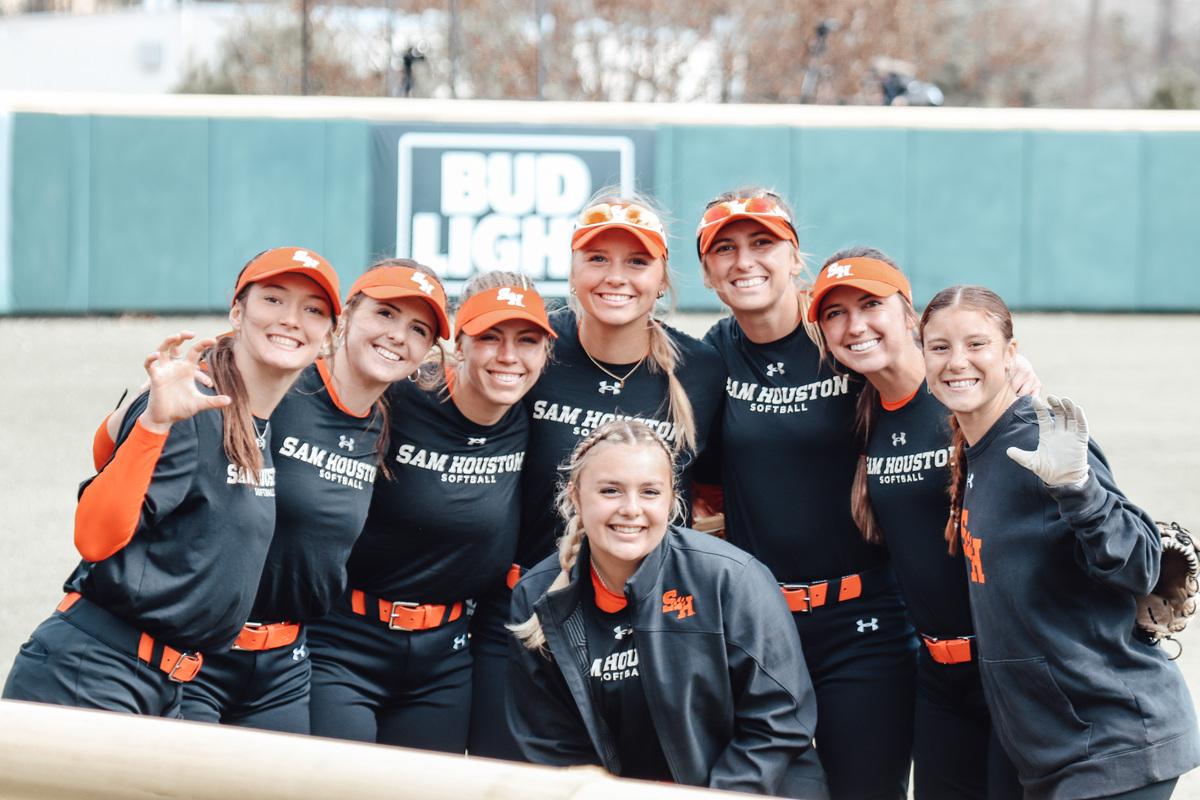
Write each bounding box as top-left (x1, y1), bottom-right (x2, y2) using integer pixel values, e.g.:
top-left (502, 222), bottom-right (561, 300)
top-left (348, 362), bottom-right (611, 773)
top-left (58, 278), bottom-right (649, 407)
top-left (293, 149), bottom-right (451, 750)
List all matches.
top-left (74, 417), bottom-right (170, 563)
top-left (91, 413), bottom-right (117, 470)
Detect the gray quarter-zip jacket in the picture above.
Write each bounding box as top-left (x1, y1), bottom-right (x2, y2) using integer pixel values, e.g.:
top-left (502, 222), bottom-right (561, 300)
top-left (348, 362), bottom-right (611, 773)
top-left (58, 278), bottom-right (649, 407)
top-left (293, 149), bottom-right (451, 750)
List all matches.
top-left (508, 527), bottom-right (822, 798)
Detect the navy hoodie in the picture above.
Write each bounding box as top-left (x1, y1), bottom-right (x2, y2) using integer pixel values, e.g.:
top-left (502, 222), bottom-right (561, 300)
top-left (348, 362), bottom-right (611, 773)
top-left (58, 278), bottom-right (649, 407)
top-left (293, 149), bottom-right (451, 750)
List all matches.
top-left (960, 396), bottom-right (1200, 799)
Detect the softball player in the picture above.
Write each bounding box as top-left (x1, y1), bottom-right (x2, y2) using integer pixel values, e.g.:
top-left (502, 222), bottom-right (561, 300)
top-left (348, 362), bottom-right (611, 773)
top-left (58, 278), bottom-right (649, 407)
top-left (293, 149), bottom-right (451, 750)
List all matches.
top-left (175, 260), bottom-right (450, 732)
top-left (509, 419), bottom-right (822, 798)
top-left (921, 285), bottom-right (1200, 799)
top-left (811, 248), bottom-right (1022, 799)
top-left (2, 247), bottom-right (338, 716)
top-left (308, 271), bottom-right (555, 751)
top-left (695, 190), bottom-right (917, 800)
top-left (517, 193), bottom-right (725, 574)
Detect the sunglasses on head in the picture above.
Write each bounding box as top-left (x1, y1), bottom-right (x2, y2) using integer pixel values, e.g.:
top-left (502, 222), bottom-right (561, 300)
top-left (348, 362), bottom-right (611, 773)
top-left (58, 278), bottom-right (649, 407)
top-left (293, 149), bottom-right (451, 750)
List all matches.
top-left (576, 202), bottom-right (664, 234)
top-left (699, 195), bottom-right (792, 228)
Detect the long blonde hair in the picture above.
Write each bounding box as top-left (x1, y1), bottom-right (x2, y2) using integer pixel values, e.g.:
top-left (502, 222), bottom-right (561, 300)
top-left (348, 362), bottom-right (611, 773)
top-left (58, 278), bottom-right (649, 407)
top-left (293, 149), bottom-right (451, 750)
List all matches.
top-left (569, 189), bottom-right (697, 454)
top-left (509, 419), bottom-right (684, 651)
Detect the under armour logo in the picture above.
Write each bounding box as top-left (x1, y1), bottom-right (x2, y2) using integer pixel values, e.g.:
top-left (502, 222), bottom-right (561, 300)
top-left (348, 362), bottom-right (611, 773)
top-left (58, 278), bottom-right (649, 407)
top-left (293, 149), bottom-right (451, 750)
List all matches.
top-left (292, 644), bottom-right (309, 661)
top-left (856, 618), bottom-right (879, 633)
top-left (967, 472), bottom-right (974, 489)
top-left (765, 362), bottom-right (785, 376)
top-left (411, 272), bottom-right (435, 296)
top-left (292, 249), bottom-right (319, 269)
top-left (598, 381), bottom-right (621, 395)
top-left (613, 624), bottom-right (633, 640)
top-left (496, 287), bottom-right (525, 307)
top-left (338, 435), bottom-right (355, 451)
top-left (892, 432), bottom-right (906, 447)
top-left (452, 634), bottom-right (468, 651)
top-left (827, 262), bottom-right (853, 279)
top-left (467, 436), bottom-right (487, 446)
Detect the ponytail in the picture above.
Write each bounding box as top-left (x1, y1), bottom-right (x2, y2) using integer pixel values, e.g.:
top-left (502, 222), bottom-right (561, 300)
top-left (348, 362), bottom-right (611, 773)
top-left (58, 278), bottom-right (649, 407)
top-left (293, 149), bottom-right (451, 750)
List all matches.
top-left (646, 319), bottom-right (697, 454)
top-left (204, 335), bottom-right (262, 482)
top-left (943, 415), bottom-right (968, 555)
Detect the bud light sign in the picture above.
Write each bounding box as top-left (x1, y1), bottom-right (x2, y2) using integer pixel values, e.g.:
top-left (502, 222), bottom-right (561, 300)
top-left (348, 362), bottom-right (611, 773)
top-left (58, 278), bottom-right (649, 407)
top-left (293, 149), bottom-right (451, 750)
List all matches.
top-left (393, 131), bottom-right (646, 297)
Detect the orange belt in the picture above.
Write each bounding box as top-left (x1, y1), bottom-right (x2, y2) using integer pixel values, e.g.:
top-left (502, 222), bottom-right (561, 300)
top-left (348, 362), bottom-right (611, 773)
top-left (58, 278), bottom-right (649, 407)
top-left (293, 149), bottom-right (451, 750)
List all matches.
top-left (350, 589), bottom-right (463, 631)
top-left (780, 574), bottom-right (863, 613)
top-left (922, 635), bottom-right (974, 665)
top-left (56, 593), bottom-right (203, 683)
top-left (506, 564), bottom-right (522, 591)
top-left (232, 621), bottom-right (301, 651)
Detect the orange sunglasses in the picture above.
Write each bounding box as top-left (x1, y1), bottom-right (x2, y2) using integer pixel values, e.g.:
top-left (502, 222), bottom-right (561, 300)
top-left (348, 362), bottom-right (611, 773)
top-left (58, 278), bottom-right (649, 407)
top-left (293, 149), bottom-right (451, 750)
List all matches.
top-left (695, 195), bottom-right (798, 255)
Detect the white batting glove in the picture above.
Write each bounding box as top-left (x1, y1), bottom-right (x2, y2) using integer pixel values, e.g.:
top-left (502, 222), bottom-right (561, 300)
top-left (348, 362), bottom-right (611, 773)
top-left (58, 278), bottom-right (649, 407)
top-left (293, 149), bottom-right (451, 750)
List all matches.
top-left (1005, 395), bottom-right (1090, 487)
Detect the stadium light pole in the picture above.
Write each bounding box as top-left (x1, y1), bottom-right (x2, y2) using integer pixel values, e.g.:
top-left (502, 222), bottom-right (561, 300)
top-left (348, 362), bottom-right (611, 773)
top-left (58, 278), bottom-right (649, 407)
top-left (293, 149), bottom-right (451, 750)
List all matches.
top-left (300, 0), bottom-right (312, 95)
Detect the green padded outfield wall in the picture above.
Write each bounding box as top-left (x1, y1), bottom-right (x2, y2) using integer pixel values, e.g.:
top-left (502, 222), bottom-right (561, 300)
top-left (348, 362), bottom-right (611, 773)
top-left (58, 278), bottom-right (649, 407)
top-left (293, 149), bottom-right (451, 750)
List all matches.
top-left (4, 100), bottom-right (1199, 313)
top-left (6, 112), bottom-right (373, 313)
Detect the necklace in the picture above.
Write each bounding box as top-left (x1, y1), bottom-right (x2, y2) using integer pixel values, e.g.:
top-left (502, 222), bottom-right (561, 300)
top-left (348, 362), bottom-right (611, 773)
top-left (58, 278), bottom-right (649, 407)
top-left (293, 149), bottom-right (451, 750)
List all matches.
top-left (590, 558), bottom-right (620, 593)
top-left (581, 344), bottom-right (645, 392)
top-left (252, 418), bottom-right (270, 450)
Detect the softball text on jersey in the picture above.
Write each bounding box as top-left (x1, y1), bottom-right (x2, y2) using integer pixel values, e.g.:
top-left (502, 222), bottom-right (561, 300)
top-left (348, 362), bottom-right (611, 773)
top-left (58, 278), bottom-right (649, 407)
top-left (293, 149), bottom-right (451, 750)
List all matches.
top-left (866, 447), bottom-right (953, 485)
top-left (278, 436), bottom-right (378, 489)
top-left (724, 373), bottom-right (851, 415)
top-left (393, 444), bottom-right (524, 484)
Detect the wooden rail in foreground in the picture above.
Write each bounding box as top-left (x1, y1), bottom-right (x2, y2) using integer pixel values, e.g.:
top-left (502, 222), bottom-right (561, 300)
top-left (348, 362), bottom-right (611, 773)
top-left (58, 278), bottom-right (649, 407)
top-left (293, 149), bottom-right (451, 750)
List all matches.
top-left (0, 699), bottom-right (732, 800)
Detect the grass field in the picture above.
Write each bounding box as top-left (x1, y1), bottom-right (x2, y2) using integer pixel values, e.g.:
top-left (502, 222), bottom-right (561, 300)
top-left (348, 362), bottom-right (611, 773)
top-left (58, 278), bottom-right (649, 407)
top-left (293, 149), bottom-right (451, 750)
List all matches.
top-left (1, 311), bottom-right (1198, 794)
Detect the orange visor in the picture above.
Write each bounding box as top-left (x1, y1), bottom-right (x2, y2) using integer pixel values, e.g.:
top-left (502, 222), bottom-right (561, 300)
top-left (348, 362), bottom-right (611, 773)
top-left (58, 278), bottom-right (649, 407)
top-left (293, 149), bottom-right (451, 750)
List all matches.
top-left (347, 267), bottom-right (451, 340)
top-left (234, 247), bottom-right (342, 316)
top-left (807, 257), bottom-right (913, 322)
top-left (571, 202), bottom-right (668, 259)
top-left (696, 195), bottom-right (798, 256)
top-left (455, 285), bottom-right (556, 339)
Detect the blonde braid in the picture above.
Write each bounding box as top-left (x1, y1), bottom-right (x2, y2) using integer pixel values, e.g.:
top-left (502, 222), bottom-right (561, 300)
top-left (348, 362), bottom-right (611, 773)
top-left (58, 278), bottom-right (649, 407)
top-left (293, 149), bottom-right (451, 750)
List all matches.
top-left (509, 420), bottom-right (682, 651)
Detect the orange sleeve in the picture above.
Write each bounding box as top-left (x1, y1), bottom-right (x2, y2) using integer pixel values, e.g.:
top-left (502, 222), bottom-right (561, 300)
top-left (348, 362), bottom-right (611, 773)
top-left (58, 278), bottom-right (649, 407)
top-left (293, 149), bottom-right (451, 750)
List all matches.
top-left (91, 413), bottom-right (116, 470)
top-left (74, 417), bottom-right (169, 562)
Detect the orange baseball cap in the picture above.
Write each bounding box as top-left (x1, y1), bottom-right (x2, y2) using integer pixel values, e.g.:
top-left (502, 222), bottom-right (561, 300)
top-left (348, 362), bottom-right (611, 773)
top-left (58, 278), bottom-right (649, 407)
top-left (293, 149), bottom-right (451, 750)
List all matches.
top-left (347, 266), bottom-right (451, 340)
top-left (696, 195), bottom-right (798, 256)
top-left (234, 247), bottom-right (342, 316)
top-left (455, 284), bottom-right (557, 339)
top-left (807, 256), bottom-right (913, 322)
top-left (571, 201), bottom-right (668, 259)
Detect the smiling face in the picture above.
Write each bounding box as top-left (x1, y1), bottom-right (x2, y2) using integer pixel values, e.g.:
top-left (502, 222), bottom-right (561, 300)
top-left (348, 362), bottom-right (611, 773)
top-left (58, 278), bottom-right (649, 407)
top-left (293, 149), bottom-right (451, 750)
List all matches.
top-left (340, 295), bottom-right (437, 387)
top-left (701, 219), bottom-right (801, 315)
top-left (573, 441), bottom-right (673, 579)
top-left (570, 228), bottom-right (666, 330)
top-left (922, 305), bottom-right (1017, 433)
top-left (818, 286), bottom-right (915, 375)
top-left (455, 319), bottom-right (549, 415)
top-left (230, 272), bottom-right (334, 374)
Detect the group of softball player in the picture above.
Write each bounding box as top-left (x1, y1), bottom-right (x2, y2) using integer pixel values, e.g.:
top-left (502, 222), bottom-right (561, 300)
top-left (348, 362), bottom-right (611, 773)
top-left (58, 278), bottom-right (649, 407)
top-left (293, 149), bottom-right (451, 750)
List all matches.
top-left (3, 185), bottom-right (1197, 800)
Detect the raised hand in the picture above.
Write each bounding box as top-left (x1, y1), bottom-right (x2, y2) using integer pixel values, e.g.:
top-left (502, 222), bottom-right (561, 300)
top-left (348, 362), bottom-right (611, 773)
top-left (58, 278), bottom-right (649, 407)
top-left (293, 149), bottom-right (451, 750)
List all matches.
top-left (139, 332), bottom-right (232, 434)
top-left (1005, 395), bottom-right (1090, 487)
top-left (1009, 353), bottom-right (1042, 397)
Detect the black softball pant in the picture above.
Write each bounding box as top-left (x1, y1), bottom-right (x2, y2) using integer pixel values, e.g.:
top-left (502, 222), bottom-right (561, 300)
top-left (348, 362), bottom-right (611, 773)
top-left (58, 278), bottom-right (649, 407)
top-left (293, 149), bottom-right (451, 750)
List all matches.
top-left (308, 593), bottom-right (472, 751)
top-left (913, 648), bottom-right (1021, 800)
top-left (467, 584), bottom-right (524, 760)
top-left (792, 576), bottom-right (917, 800)
top-left (180, 629), bottom-right (311, 734)
top-left (2, 600), bottom-right (181, 716)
